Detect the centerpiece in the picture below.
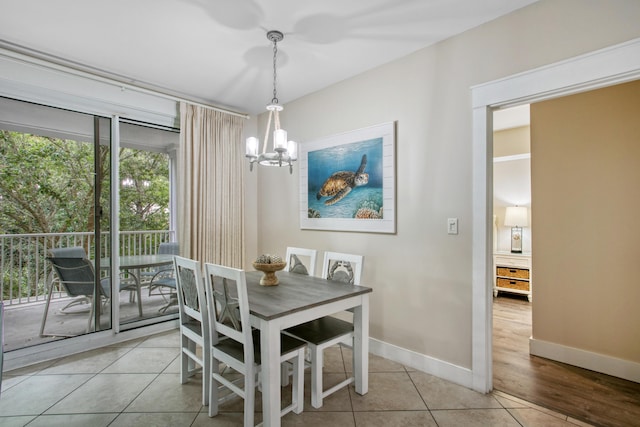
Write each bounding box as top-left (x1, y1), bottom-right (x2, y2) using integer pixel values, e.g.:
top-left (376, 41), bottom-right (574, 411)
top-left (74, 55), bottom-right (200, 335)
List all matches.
top-left (253, 254), bottom-right (286, 286)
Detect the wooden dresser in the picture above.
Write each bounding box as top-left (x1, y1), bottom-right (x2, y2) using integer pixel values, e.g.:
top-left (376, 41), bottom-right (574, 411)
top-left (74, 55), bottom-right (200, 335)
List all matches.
top-left (493, 252), bottom-right (532, 301)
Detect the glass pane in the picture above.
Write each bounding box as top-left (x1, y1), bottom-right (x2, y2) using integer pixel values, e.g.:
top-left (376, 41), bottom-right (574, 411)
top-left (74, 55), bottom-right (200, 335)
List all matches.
top-left (0, 97), bottom-right (111, 349)
top-left (117, 121), bottom-right (179, 327)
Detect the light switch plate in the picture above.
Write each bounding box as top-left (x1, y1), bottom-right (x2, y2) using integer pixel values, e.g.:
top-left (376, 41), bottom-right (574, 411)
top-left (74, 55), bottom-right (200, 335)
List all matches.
top-left (447, 218), bottom-right (458, 235)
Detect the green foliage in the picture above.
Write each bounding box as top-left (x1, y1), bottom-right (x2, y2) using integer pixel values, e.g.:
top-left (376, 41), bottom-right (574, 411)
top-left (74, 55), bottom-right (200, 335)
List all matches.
top-left (0, 131), bottom-right (96, 234)
top-left (0, 130), bottom-right (169, 235)
top-left (119, 148), bottom-right (169, 231)
top-left (1, 130), bottom-right (170, 299)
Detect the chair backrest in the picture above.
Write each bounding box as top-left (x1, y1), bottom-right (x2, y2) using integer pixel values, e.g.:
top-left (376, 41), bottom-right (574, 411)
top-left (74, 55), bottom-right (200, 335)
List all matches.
top-left (321, 251), bottom-right (364, 285)
top-left (285, 247), bottom-right (318, 276)
top-left (158, 242), bottom-right (180, 255)
top-left (173, 256), bottom-right (208, 332)
top-left (46, 247), bottom-right (100, 297)
top-left (49, 246), bottom-right (88, 259)
top-left (204, 263), bottom-right (254, 365)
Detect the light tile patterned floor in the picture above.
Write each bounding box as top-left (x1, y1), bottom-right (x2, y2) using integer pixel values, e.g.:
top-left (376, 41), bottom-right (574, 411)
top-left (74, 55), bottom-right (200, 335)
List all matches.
top-left (0, 330), bottom-right (594, 426)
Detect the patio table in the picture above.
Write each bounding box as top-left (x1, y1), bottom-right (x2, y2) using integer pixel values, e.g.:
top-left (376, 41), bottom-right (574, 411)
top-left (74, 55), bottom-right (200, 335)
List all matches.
top-left (100, 254), bottom-right (175, 316)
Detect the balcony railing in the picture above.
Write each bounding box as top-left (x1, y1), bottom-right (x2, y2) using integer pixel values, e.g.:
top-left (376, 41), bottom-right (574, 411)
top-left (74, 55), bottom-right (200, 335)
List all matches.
top-left (0, 230), bottom-right (174, 307)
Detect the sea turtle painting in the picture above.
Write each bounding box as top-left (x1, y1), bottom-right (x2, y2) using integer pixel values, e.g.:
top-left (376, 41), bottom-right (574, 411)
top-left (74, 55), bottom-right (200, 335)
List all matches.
top-left (316, 154), bottom-right (369, 206)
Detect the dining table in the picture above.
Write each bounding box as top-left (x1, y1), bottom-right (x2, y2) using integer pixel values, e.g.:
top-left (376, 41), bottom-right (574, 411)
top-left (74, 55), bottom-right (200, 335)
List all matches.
top-left (217, 270), bottom-right (372, 427)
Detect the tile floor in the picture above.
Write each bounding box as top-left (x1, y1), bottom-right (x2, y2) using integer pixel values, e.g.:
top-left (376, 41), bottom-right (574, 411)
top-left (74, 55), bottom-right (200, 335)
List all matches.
top-left (0, 329), bottom-right (594, 426)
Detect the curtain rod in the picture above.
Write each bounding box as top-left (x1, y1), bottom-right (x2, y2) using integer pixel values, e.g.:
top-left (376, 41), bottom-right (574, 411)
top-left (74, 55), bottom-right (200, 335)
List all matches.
top-left (0, 40), bottom-right (250, 120)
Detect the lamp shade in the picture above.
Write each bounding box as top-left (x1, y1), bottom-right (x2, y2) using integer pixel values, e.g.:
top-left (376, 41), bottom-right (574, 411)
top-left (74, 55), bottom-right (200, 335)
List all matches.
top-left (246, 137), bottom-right (259, 157)
top-left (287, 140), bottom-right (297, 160)
top-left (504, 206), bottom-right (529, 227)
top-left (273, 129), bottom-right (287, 150)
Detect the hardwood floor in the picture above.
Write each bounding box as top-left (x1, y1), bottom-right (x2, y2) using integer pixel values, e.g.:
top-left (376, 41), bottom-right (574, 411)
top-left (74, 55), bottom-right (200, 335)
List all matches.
top-left (493, 294), bottom-right (640, 427)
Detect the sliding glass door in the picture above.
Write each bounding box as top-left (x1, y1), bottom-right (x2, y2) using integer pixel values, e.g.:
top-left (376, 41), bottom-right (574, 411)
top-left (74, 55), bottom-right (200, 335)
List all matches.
top-left (0, 97), bottom-right (113, 348)
top-left (0, 96), bottom-right (179, 352)
top-left (117, 120), bottom-right (179, 329)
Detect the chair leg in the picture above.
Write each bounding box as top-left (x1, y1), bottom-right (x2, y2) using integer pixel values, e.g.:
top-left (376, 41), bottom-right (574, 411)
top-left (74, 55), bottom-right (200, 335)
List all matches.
top-left (293, 349), bottom-right (304, 414)
top-left (202, 346), bottom-right (210, 406)
top-left (208, 355), bottom-right (220, 417)
top-left (186, 339), bottom-right (197, 376)
top-left (158, 293), bottom-right (177, 313)
top-left (311, 345), bottom-right (324, 409)
top-left (180, 335), bottom-right (189, 384)
top-left (86, 297), bottom-right (95, 333)
top-left (245, 368), bottom-right (256, 427)
top-left (39, 277), bottom-right (55, 337)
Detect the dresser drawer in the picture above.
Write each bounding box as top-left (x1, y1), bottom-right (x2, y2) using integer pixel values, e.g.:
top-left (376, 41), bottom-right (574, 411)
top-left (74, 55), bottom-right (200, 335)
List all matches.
top-left (496, 277), bottom-right (530, 292)
top-left (495, 255), bottom-right (530, 269)
top-left (496, 266), bottom-right (530, 280)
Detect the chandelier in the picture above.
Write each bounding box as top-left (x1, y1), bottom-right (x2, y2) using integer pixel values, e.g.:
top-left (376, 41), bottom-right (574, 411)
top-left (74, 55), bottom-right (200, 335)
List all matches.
top-left (245, 30), bottom-right (297, 174)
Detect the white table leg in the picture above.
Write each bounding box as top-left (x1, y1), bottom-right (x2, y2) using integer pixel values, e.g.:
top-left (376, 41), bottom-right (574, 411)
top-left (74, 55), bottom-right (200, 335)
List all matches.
top-left (353, 294), bottom-right (369, 395)
top-left (261, 319), bottom-right (281, 427)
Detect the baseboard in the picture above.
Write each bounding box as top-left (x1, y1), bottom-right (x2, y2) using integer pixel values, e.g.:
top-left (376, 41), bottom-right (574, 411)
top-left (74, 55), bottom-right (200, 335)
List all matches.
top-left (369, 337), bottom-right (474, 389)
top-left (530, 338), bottom-right (640, 383)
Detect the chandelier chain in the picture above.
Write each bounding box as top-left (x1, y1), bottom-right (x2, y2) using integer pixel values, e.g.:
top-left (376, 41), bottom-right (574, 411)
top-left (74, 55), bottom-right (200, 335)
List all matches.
top-left (272, 37), bottom-right (278, 105)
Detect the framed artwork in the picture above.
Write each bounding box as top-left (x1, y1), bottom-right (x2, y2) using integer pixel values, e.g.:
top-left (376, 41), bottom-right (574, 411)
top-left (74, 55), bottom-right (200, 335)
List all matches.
top-left (299, 122), bottom-right (396, 233)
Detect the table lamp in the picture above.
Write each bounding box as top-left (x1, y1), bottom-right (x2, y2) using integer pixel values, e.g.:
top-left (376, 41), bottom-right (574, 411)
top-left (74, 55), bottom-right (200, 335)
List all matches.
top-left (504, 206), bottom-right (529, 253)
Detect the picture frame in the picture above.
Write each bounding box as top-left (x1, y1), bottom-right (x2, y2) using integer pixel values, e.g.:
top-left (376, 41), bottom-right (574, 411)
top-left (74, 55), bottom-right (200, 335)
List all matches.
top-left (299, 122), bottom-right (396, 233)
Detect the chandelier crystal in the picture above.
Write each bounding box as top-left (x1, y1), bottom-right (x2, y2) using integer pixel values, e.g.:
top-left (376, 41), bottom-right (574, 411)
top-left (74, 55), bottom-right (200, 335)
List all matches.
top-left (246, 30), bottom-right (297, 174)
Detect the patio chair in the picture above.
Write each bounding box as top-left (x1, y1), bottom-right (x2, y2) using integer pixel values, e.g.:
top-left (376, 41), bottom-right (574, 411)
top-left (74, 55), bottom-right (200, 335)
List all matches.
top-left (173, 255), bottom-right (210, 405)
top-left (204, 262), bottom-right (306, 425)
top-left (285, 246), bottom-right (318, 276)
top-left (284, 251), bottom-right (364, 408)
top-left (146, 242), bottom-right (179, 312)
top-left (144, 242), bottom-right (179, 287)
top-left (40, 247), bottom-right (140, 337)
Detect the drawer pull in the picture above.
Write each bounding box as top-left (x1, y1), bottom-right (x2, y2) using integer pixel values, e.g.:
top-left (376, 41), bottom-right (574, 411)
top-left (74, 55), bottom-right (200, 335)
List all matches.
top-left (509, 269), bottom-right (517, 273)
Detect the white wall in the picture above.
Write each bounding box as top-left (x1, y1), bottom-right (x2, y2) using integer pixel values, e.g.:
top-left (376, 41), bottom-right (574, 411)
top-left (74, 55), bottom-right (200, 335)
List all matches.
top-left (248, 0), bottom-right (640, 385)
top-left (493, 126), bottom-right (532, 253)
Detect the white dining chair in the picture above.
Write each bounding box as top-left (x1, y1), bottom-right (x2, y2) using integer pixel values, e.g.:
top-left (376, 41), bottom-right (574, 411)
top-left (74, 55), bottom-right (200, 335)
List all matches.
top-left (173, 256), bottom-right (210, 406)
top-left (284, 251), bottom-right (364, 408)
top-left (285, 246), bottom-right (318, 276)
top-left (321, 251), bottom-right (363, 286)
top-left (204, 262), bottom-right (306, 426)
top-left (281, 246), bottom-right (318, 385)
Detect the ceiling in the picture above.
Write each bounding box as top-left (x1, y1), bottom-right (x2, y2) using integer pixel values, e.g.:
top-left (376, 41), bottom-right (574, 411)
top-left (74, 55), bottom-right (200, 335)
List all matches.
top-left (0, 0), bottom-right (538, 115)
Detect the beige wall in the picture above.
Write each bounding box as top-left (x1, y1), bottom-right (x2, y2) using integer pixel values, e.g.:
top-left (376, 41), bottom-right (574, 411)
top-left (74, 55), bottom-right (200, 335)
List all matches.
top-left (494, 126), bottom-right (530, 158)
top-left (530, 80), bottom-right (640, 362)
top-left (246, 0), bottom-right (640, 370)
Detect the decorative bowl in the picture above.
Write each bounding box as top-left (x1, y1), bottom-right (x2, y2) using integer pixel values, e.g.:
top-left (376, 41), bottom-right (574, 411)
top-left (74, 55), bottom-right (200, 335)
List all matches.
top-left (253, 261), bottom-right (287, 286)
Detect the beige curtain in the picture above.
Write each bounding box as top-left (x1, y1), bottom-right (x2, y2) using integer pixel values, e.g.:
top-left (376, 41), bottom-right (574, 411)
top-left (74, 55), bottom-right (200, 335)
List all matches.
top-left (177, 102), bottom-right (245, 268)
